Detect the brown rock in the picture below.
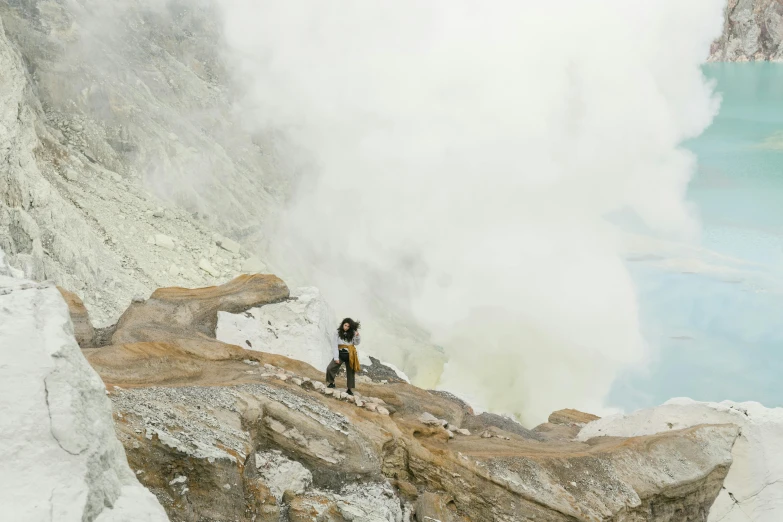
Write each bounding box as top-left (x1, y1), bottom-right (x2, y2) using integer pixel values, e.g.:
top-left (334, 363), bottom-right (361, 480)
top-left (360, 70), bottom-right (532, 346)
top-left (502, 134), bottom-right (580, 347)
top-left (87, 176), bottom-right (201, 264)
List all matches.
top-left (57, 287), bottom-right (96, 348)
top-left (109, 274), bottom-right (289, 345)
top-left (548, 408), bottom-right (600, 426)
top-left (533, 409), bottom-right (602, 442)
top-left (282, 489), bottom-right (297, 505)
top-left (245, 481), bottom-right (279, 522)
top-left (288, 495), bottom-right (335, 522)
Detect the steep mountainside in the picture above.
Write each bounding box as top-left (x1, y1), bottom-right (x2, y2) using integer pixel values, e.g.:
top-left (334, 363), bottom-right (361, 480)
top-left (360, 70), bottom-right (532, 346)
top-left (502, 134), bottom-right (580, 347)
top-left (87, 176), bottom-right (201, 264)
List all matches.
top-left (0, 0), bottom-right (282, 325)
top-left (709, 0), bottom-right (783, 61)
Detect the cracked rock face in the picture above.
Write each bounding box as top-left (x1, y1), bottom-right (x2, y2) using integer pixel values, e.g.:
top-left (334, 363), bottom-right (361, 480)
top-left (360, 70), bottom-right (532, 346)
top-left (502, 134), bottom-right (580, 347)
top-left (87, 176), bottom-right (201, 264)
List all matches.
top-left (0, 251), bottom-right (167, 521)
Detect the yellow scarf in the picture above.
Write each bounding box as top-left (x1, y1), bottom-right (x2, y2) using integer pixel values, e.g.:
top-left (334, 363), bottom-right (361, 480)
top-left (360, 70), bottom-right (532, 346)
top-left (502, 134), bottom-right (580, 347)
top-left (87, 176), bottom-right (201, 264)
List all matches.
top-left (338, 344), bottom-right (361, 372)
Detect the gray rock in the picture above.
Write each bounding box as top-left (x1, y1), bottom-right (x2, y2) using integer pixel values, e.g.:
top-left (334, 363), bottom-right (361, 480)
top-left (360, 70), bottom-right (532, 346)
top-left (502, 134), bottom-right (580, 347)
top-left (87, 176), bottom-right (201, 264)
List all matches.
top-left (154, 234), bottom-right (175, 249)
top-left (217, 237), bottom-right (241, 254)
top-left (419, 412), bottom-right (446, 426)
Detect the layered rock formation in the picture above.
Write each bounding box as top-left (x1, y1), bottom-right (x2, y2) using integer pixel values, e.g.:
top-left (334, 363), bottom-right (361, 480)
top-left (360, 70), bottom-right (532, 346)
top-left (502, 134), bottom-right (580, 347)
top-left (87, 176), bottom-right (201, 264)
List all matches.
top-left (55, 274), bottom-right (742, 521)
top-left (0, 250), bottom-right (167, 521)
top-left (710, 0), bottom-right (783, 61)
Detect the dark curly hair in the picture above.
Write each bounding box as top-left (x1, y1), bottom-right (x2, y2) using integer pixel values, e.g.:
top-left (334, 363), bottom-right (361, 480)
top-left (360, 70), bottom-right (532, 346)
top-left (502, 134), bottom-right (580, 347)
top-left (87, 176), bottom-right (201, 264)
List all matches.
top-left (337, 317), bottom-right (360, 342)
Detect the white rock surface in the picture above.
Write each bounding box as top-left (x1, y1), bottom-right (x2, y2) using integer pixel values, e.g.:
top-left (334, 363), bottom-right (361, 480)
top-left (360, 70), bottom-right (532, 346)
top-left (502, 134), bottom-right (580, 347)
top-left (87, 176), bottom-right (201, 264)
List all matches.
top-left (241, 256), bottom-right (267, 273)
top-left (218, 286), bottom-right (412, 383)
top-left (254, 450), bottom-right (313, 501)
top-left (578, 398), bottom-right (783, 522)
top-left (154, 234), bottom-right (176, 249)
top-left (217, 286), bottom-right (336, 371)
top-left (216, 236), bottom-right (241, 254)
top-left (0, 251), bottom-right (168, 521)
top-left (198, 258), bottom-right (220, 277)
top-left (305, 483), bottom-right (404, 522)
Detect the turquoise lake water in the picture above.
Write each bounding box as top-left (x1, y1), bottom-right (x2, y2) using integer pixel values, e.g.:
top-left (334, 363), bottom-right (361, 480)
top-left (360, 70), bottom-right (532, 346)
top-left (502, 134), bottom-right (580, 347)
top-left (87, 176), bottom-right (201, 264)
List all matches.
top-left (609, 63), bottom-right (783, 411)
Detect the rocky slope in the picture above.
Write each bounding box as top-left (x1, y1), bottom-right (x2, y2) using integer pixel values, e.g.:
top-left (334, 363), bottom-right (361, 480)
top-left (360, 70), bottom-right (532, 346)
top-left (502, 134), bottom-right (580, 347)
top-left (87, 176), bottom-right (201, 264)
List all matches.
top-left (0, 250), bottom-right (167, 521)
top-left (0, 2), bottom-right (445, 388)
top-left (0, 1), bottom-right (280, 327)
top-left (710, 0), bottom-right (783, 61)
top-left (53, 274), bottom-right (742, 522)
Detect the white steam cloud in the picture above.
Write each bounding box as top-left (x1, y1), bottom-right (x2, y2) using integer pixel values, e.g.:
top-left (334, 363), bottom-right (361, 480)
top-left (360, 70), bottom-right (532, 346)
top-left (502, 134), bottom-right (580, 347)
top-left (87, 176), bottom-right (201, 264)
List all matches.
top-left (221, 1), bottom-right (725, 424)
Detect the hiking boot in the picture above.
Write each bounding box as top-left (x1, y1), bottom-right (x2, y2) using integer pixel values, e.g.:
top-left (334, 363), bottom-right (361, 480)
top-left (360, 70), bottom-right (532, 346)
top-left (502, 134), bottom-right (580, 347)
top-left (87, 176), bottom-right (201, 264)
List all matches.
top-left (327, 383), bottom-right (335, 389)
top-left (346, 389), bottom-right (354, 396)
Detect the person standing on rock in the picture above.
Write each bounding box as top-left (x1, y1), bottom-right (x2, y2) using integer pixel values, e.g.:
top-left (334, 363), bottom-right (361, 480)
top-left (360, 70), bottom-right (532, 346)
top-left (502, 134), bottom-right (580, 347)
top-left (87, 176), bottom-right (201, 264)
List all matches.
top-left (325, 318), bottom-right (361, 395)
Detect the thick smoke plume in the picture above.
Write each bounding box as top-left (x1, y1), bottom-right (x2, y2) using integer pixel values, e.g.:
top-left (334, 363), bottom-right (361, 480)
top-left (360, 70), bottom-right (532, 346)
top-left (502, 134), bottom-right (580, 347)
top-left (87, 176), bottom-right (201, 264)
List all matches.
top-left (221, 0), bottom-right (725, 423)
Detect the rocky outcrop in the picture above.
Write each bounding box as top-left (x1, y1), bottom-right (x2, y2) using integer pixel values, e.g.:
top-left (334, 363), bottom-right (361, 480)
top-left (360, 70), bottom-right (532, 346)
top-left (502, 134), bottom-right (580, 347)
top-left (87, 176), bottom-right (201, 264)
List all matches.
top-left (579, 398), bottom-right (783, 522)
top-left (108, 274), bottom-right (289, 345)
top-left (67, 275), bottom-right (744, 521)
top-left (710, 0), bottom-right (783, 61)
top-left (0, 251), bottom-right (167, 521)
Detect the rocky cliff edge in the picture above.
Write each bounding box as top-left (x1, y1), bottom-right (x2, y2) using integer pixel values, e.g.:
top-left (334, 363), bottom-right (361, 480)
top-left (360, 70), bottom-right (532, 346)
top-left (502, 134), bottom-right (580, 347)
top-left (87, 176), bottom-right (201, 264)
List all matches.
top-left (52, 274), bottom-right (744, 522)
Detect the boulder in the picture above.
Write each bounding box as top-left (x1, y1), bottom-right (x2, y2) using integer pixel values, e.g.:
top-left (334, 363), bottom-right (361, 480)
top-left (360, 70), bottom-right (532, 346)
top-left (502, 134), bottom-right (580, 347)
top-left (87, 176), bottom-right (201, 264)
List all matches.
top-left (548, 408), bottom-right (600, 426)
top-left (154, 234), bottom-right (176, 249)
top-left (215, 235), bottom-right (241, 254)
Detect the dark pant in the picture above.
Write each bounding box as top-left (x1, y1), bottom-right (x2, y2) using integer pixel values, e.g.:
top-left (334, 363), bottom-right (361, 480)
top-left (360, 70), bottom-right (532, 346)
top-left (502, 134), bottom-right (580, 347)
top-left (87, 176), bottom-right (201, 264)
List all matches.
top-left (326, 349), bottom-right (355, 389)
